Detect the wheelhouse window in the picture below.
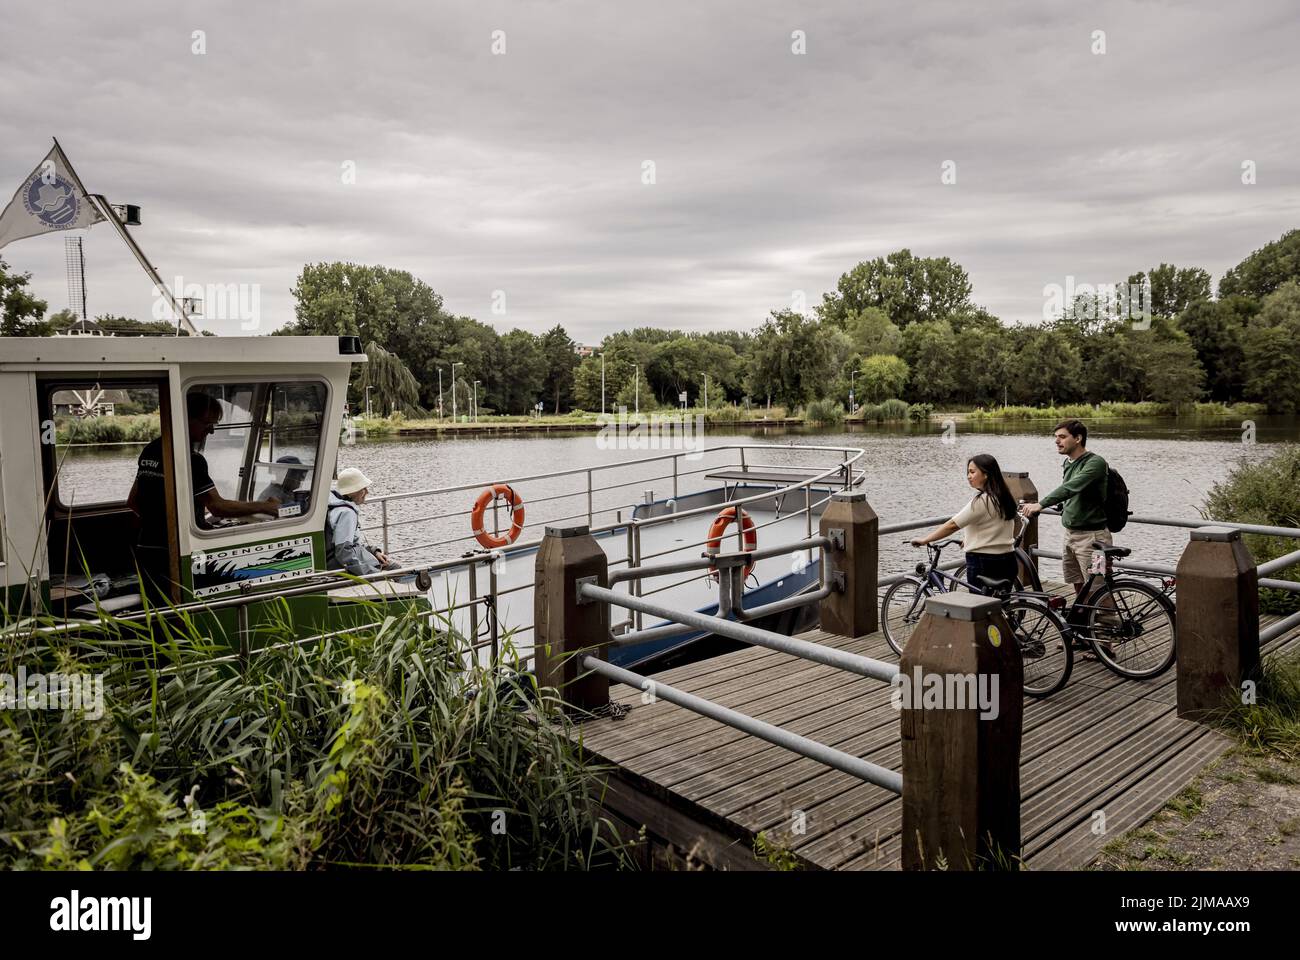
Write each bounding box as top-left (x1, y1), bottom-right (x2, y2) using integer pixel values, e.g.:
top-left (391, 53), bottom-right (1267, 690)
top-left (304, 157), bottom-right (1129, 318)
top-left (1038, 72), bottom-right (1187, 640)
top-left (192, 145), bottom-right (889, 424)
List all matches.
top-left (188, 380), bottom-right (327, 531)
top-left (47, 382), bottom-right (162, 509)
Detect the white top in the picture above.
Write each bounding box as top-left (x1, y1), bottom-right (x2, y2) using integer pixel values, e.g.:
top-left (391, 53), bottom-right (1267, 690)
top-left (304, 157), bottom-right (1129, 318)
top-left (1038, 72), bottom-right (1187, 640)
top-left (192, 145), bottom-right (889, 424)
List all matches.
top-left (952, 493), bottom-right (1015, 554)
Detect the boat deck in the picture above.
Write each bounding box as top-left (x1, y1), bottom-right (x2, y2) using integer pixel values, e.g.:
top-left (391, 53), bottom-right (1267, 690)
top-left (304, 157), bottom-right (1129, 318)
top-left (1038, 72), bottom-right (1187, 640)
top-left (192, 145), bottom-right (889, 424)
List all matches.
top-left (572, 584), bottom-right (1300, 870)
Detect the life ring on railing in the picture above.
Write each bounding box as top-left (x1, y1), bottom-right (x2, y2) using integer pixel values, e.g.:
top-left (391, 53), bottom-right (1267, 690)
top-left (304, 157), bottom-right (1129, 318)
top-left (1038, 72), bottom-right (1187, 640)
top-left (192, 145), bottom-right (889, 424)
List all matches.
top-left (471, 484), bottom-right (526, 549)
top-left (705, 505), bottom-right (758, 579)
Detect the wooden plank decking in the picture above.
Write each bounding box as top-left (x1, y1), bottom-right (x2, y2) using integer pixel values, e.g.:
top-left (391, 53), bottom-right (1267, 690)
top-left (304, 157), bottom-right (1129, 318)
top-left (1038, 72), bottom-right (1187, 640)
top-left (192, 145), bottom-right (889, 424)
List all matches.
top-left (572, 592), bottom-right (1300, 871)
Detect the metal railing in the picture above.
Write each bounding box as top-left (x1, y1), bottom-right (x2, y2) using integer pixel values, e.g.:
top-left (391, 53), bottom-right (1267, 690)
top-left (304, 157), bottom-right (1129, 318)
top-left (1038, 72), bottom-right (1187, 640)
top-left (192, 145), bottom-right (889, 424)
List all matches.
top-left (576, 576), bottom-right (903, 794)
top-left (356, 442), bottom-right (866, 649)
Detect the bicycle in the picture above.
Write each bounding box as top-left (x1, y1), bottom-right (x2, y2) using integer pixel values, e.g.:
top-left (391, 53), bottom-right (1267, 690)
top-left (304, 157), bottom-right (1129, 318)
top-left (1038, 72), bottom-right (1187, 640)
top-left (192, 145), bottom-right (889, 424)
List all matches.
top-left (880, 538), bottom-right (1073, 697)
top-left (1054, 541), bottom-right (1177, 680)
top-left (956, 511), bottom-right (1176, 679)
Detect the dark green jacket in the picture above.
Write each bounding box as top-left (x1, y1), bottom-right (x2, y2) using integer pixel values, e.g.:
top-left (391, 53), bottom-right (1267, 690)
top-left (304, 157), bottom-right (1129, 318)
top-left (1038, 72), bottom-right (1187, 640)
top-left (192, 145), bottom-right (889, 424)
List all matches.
top-left (1040, 451), bottom-right (1108, 530)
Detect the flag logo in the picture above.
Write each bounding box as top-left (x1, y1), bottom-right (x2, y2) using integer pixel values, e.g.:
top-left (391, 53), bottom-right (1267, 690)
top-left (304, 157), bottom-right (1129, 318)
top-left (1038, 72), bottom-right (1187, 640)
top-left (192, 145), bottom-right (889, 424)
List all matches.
top-left (24, 171), bottom-right (83, 228)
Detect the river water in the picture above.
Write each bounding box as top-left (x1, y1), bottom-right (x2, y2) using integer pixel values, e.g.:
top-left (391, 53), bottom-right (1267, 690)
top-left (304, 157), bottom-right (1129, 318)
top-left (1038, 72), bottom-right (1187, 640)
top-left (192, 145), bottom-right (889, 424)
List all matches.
top-left (57, 415), bottom-right (1299, 586)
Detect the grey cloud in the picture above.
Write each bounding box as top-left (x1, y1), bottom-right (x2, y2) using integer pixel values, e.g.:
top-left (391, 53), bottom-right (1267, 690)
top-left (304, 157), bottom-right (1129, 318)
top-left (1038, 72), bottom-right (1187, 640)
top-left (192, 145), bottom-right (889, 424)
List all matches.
top-left (0, 0), bottom-right (1296, 341)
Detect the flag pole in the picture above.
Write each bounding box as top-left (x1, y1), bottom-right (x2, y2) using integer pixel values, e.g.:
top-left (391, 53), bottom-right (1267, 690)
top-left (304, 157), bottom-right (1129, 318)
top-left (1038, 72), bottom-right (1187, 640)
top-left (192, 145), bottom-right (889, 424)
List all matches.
top-left (51, 138), bottom-right (199, 336)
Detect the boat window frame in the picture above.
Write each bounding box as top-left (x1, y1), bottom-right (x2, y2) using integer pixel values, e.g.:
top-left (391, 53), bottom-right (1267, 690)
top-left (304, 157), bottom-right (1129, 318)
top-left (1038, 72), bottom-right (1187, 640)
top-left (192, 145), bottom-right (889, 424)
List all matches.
top-left (37, 377), bottom-right (167, 513)
top-left (182, 373), bottom-right (333, 541)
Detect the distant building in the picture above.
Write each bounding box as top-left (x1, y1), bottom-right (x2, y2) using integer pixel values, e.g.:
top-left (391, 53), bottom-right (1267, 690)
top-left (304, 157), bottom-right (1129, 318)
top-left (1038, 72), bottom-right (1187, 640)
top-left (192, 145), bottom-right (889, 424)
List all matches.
top-left (57, 317), bottom-right (110, 337)
top-left (51, 388), bottom-right (130, 417)
top-left (574, 344), bottom-right (596, 358)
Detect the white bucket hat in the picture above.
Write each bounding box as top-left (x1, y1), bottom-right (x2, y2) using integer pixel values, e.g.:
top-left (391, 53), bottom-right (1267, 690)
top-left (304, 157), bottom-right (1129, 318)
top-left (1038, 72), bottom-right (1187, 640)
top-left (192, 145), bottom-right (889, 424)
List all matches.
top-left (335, 467), bottom-right (373, 497)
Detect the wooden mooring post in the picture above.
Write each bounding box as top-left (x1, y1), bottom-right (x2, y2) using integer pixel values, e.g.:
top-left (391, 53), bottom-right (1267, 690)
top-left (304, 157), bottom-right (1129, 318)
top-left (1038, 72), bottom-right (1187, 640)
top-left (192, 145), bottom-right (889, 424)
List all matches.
top-left (818, 490), bottom-right (878, 637)
top-left (534, 524), bottom-right (611, 713)
top-left (900, 593), bottom-right (1023, 870)
top-left (1175, 525), bottom-right (1260, 720)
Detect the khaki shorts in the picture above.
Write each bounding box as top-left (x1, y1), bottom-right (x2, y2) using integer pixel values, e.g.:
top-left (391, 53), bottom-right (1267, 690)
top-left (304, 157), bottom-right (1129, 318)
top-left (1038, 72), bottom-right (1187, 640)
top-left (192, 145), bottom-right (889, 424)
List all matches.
top-left (1061, 528), bottom-right (1112, 584)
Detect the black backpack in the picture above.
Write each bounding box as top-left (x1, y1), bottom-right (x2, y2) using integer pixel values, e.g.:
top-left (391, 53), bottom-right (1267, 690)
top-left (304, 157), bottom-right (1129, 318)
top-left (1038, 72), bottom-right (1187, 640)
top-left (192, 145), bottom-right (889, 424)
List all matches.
top-left (1105, 466), bottom-right (1130, 533)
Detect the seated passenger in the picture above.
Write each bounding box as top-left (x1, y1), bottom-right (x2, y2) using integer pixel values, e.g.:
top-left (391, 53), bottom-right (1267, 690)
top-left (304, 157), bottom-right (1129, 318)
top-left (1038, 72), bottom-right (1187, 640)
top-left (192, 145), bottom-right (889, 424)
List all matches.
top-left (128, 392), bottom-right (282, 602)
top-left (327, 468), bottom-right (398, 575)
top-left (258, 455), bottom-right (310, 509)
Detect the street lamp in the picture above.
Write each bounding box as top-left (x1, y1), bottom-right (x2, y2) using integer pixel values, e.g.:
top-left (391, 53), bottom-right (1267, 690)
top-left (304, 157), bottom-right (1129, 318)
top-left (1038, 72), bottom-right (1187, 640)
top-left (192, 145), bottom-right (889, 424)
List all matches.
top-left (437, 368), bottom-right (444, 419)
top-left (450, 362), bottom-right (463, 421)
top-left (634, 365), bottom-right (640, 415)
top-left (849, 369), bottom-right (857, 415)
top-left (703, 374), bottom-right (709, 413)
top-left (473, 380), bottom-right (480, 423)
top-left (599, 352), bottom-right (605, 415)
top-left (365, 385), bottom-right (374, 420)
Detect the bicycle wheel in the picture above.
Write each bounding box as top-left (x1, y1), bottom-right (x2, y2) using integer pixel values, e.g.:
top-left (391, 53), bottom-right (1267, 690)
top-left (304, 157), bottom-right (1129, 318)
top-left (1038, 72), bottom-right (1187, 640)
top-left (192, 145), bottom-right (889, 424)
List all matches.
top-left (881, 576), bottom-right (932, 657)
top-left (1084, 578), bottom-right (1176, 679)
top-left (1003, 596), bottom-right (1072, 697)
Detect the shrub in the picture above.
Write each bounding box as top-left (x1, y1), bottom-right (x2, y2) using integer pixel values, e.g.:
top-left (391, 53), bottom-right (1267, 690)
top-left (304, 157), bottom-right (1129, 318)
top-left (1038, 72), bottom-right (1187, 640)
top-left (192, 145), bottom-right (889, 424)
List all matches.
top-left (1203, 444), bottom-right (1300, 614)
top-left (805, 399), bottom-right (845, 425)
top-left (58, 414), bottom-right (160, 445)
top-left (906, 402), bottom-right (934, 422)
top-left (858, 403), bottom-right (884, 423)
top-left (879, 398), bottom-right (910, 421)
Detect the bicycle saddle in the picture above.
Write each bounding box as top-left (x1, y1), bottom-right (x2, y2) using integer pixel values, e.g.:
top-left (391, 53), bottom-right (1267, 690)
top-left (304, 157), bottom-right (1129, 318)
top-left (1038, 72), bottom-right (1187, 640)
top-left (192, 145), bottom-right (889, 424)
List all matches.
top-left (976, 576), bottom-right (1016, 595)
top-left (1093, 542), bottom-right (1132, 558)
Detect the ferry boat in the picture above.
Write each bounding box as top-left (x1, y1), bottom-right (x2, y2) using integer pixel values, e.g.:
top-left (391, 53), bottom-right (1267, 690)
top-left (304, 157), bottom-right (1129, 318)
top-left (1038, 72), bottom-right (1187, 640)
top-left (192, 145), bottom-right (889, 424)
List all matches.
top-left (0, 334), bottom-right (864, 671)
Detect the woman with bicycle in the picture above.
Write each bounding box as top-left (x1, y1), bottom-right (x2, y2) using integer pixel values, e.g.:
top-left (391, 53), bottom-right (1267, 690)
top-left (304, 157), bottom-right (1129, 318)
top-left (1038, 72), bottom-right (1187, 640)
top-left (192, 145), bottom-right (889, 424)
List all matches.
top-left (910, 454), bottom-right (1019, 587)
top-left (887, 453), bottom-right (1075, 696)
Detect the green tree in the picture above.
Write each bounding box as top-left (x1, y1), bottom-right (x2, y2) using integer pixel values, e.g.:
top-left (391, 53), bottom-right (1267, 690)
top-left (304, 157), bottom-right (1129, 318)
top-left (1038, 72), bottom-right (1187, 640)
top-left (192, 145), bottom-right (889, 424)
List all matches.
top-left (857, 354), bottom-right (910, 403)
top-left (286, 262), bottom-right (456, 408)
top-left (821, 249), bottom-right (973, 328)
top-left (1138, 337), bottom-right (1204, 405)
top-left (744, 311), bottom-right (836, 408)
top-left (1176, 296), bottom-right (1254, 401)
top-left (1242, 281), bottom-right (1300, 412)
top-left (900, 320), bottom-right (961, 404)
top-left (1219, 229), bottom-right (1300, 300)
top-left (841, 307), bottom-right (902, 356)
top-left (359, 341), bottom-right (422, 416)
top-left (498, 330), bottom-right (547, 414)
top-left (1, 257), bottom-right (50, 336)
top-left (1124, 264), bottom-right (1211, 319)
top-left (540, 325), bottom-right (578, 413)
top-left (1010, 327), bottom-right (1083, 406)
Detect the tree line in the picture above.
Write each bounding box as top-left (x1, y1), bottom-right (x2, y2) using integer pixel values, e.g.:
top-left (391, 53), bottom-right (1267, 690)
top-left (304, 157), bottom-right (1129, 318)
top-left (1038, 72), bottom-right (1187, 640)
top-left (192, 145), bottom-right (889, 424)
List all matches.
top-left (3, 228), bottom-right (1299, 415)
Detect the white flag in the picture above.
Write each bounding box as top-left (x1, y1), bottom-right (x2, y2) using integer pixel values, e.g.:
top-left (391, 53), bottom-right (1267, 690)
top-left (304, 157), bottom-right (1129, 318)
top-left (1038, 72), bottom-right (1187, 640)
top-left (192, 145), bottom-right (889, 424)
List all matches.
top-left (0, 144), bottom-right (105, 250)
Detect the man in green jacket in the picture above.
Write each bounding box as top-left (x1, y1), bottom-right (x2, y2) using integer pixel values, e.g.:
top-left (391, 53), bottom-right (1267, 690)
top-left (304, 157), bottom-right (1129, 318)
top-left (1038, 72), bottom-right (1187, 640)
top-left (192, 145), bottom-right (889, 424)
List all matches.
top-left (1020, 419), bottom-right (1110, 596)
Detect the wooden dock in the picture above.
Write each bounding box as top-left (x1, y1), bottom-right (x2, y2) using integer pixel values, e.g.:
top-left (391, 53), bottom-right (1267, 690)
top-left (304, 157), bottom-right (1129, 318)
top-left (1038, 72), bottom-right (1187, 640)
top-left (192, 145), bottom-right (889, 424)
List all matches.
top-left (573, 590), bottom-right (1300, 871)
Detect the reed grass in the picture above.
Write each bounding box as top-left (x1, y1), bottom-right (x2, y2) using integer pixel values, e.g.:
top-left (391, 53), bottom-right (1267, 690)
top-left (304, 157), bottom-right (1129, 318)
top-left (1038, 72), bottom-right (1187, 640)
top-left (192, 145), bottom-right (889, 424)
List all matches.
top-left (0, 600), bottom-right (630, 871)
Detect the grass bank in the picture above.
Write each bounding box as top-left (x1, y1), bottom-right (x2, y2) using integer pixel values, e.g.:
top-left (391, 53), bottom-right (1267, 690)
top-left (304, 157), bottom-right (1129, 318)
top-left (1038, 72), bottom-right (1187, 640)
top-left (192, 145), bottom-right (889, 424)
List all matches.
top-left (954, 401), bottom-right (1268, 422)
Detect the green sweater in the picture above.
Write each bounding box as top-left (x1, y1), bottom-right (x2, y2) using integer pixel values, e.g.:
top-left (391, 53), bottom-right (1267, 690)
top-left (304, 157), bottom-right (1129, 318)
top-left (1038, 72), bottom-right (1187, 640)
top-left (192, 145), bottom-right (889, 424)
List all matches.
top-left (1040, 451), bottom-right (1108, 530)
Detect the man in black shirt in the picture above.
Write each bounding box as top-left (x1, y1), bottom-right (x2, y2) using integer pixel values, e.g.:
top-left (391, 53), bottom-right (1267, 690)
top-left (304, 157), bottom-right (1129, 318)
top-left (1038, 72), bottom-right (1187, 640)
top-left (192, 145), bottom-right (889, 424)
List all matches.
top-left (128, 392), bottom-right (282, 603)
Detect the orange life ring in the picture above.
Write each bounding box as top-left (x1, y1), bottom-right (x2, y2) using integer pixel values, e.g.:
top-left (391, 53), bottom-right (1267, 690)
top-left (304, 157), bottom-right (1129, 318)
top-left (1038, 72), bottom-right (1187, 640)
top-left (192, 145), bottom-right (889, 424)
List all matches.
top-left (471, 484), bottom-right (526, 549)
top-left (705, 505), bottom-right (758, 579)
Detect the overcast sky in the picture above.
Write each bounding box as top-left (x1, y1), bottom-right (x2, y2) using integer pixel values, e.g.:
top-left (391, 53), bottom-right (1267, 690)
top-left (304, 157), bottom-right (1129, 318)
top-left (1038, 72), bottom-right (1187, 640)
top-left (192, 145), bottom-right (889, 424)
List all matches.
top-left (2, 0), bottom-right (1297, 341)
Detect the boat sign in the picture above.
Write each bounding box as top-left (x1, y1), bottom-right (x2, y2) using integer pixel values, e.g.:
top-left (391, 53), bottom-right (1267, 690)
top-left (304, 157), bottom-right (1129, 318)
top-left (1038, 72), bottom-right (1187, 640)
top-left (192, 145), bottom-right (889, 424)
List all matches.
top-left (191, 536), bottom-right (317, 597)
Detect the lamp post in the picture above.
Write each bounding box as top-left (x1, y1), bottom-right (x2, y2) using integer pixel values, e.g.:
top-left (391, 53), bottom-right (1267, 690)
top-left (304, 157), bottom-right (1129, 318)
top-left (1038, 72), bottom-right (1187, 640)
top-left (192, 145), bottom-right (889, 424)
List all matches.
top-left (850, 369), bottom-right (857, 415)
top-left (437, 368), bottom-right (444, 419)
top-left (473, 380), bottom-right (480, 423)
top-left (365, 385), bottom-right (374, 420)
top-left (451, 362), bottom-right (463, 422)
top-left (634, 365), bottom-right (640, 414)
top-left (704, 374), bottom-right (709, 413)
top-left (600, 352), bottom-right (605, 415)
